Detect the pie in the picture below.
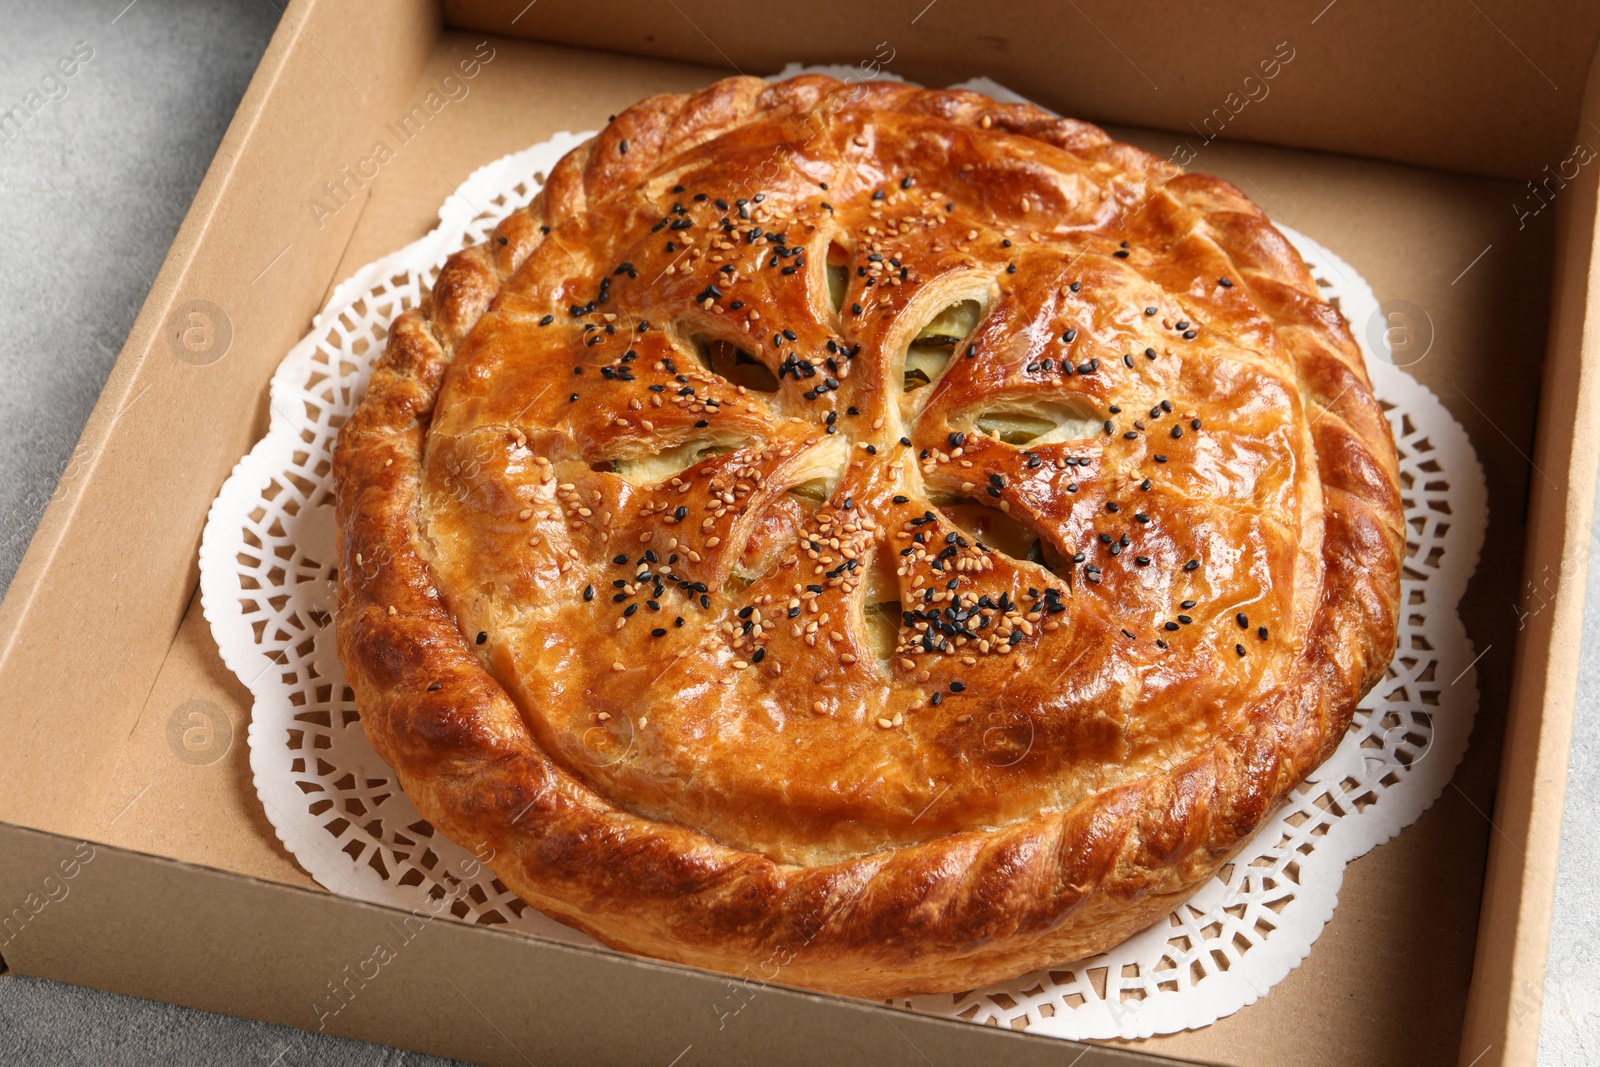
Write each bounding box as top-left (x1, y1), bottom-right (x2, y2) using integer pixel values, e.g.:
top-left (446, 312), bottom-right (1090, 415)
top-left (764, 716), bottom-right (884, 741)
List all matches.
top-left (333, 74), bottom-right (1403, 998)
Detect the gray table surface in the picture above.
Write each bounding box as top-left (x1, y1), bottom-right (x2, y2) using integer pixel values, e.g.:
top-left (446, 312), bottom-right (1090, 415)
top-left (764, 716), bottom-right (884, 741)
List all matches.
top-left (0, 2), bottom-right (1595, 1065)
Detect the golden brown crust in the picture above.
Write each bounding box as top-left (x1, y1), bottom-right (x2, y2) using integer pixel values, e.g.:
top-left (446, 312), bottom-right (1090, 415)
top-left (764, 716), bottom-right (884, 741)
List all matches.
top-left (333, 75), bottom-right (1402, 997)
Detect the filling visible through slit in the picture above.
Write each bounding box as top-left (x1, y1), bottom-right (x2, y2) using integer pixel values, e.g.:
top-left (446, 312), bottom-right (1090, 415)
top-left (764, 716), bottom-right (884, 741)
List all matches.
top-left (969, 397), bottom-right (1103, 445)
top-left (787, 478), bottom-right (832, 503)
top-left (692, 335), bottom-right (779, 392)
top-left (603, 439), bottom-right (739, 484)
top-left (903, 299), bottom-right (983, 393)
top-left (863, 600), bottom-right (903, 665)
top-left (826, 241), bottom-right (850, 314)
top-left (935, 495), bottom-right (1073, 585)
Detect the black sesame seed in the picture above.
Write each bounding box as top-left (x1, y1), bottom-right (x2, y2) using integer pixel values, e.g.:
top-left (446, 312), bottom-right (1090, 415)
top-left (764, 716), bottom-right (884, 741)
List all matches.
top-left (1181, 600), bottom-right (1196, 609)
top-left (1184, 559), bottom-right (1200, 571)
top-left (1178, 615), bottom-right (1192, 625)
top-left (475, 631), bottom-right (487, 644)
top-left (950, 680), bottom-right (966, 692)
top-left (1171, 425), bottom-right (1183, 439)
top-left (1237, 613), bottom-right (1249, 628)
top-left (1191, 418), bottom-right (1202, 430)
top-left (1259, 626), bottom-right (1269, 640)
top-left (583, 585), bottom-right (595, 602)
top-left (1236, 644), bottom-right (1247, 657)
top-left (1219, 277), bottom-right (1233, 288)
top-left (623, 604), bottom-right (638, 617)
top-left (1165, 621), bottom-right (1180, 632)
top-left (539, 314), bottom-right (554, 325)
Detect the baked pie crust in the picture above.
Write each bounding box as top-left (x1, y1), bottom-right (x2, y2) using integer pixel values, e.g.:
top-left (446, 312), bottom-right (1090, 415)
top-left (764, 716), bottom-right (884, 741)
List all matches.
top-left (333, 75), bottom-right (1402, 997)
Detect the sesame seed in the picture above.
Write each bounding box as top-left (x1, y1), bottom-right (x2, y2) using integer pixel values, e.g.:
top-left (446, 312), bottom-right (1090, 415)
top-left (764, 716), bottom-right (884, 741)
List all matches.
top-left (475, 632), bottom-right (487, 644)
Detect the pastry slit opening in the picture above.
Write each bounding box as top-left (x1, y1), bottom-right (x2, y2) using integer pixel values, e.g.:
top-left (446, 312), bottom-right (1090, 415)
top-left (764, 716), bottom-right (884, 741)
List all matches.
top-left (903, 299), bottom-right (983, 395)
top-left (825, 241), bottom-right (850, 315)
top-left (968, 397), bottom-right (1103, 445)
top-left (600, 439), bottom-right (742, 484)
top-left (932, 493), bottom-right (1074, 589)
top-left (691, 335), bottom-right (779, 393)
top-left (864, 600), bottom-right (904, 668)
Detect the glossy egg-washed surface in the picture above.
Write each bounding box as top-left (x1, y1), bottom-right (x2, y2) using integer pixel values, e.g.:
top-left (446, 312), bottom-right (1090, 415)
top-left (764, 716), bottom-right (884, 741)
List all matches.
top-left (334, 75), bottom-right (1402, 995)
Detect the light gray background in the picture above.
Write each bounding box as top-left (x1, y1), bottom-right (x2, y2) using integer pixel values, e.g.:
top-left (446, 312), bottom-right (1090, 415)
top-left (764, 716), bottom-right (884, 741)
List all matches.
top-left (0, 1), bottom-right (1594, 1064)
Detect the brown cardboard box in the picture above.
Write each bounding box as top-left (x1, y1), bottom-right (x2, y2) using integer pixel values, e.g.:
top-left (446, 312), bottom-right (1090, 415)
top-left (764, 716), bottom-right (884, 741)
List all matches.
top-left (2, 1), bottom-right (1597, 1064)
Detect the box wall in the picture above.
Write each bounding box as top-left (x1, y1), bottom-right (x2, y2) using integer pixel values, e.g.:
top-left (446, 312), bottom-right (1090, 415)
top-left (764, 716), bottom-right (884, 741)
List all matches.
top-left (0, 0), bottom-right (438, 832)
top-left (1457, 36), bottom-right (1600, 1067)
top-left (0, 824), bottom-right (1172, 1067)
top-left (443, 0), bottom-right (1600, 181)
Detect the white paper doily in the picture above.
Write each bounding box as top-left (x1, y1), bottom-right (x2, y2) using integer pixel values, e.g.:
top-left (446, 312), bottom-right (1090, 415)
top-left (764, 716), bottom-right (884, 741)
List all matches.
top-left (200, 98), bottom-right (1486, 1042)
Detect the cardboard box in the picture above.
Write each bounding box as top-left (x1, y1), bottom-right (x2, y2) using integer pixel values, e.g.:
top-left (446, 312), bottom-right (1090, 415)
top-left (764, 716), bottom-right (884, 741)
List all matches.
top-left (2, 1), bottom-right (1597, 1063)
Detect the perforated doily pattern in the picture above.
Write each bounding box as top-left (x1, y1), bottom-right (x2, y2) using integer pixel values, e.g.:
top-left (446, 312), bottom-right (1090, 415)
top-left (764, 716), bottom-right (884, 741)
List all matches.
top-left (200, 119), bottom-right (1487, 1040)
